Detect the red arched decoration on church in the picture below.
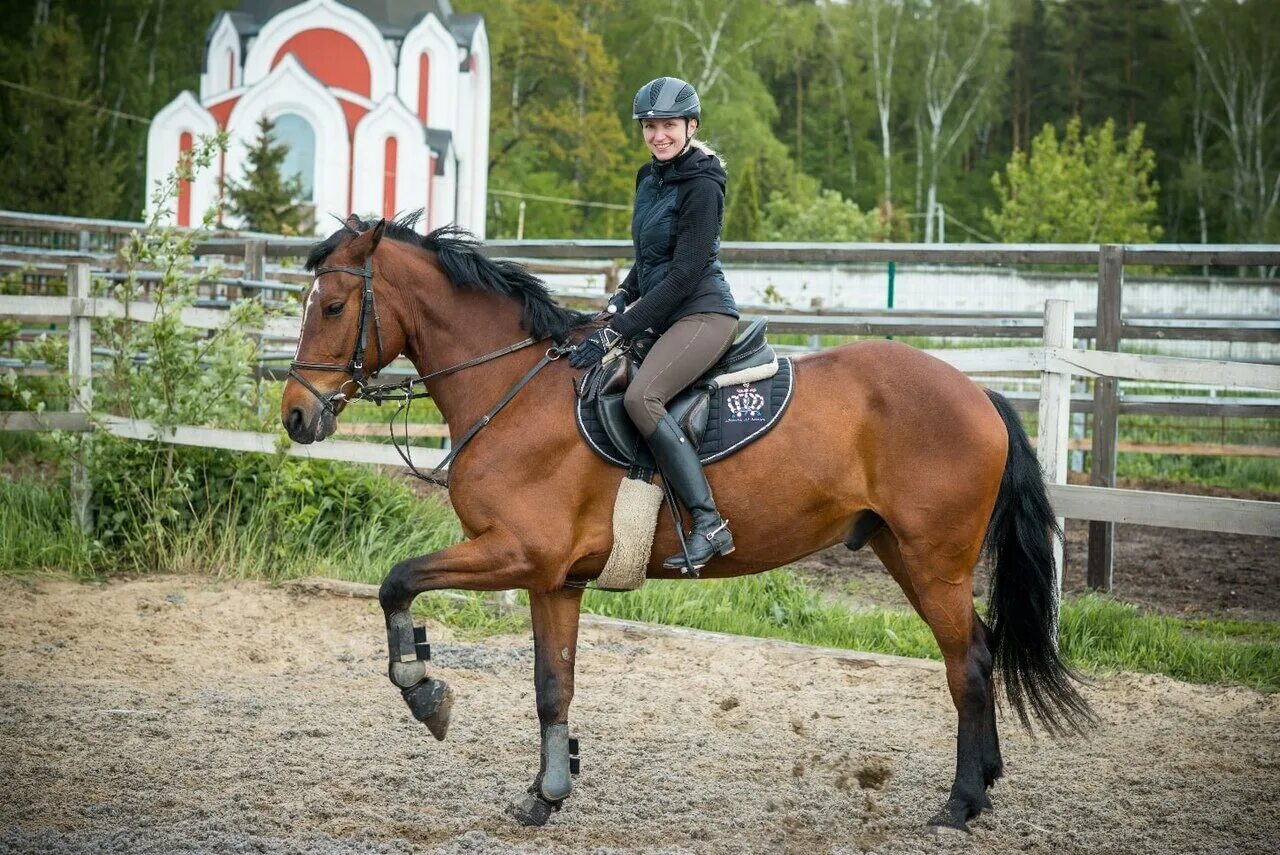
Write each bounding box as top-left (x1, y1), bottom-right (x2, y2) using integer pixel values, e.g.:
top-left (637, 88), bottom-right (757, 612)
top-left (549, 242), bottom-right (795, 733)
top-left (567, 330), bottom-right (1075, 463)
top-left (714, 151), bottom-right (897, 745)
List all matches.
top-left (271, 28), bottom-right (371, 97)
top-left (383, 137), bottom-right (398, 220)
top-left (177, 132), bottom-right (194, 227)
top-left (417, 53), bottom-right (430, 123)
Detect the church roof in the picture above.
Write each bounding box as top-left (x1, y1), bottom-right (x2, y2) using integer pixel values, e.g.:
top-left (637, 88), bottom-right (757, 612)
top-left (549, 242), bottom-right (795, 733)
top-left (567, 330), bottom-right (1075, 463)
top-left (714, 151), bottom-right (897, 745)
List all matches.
top-left (231, 1), bottom-right (475, 41)
top-left (423, 128), bottom-right (453, 168)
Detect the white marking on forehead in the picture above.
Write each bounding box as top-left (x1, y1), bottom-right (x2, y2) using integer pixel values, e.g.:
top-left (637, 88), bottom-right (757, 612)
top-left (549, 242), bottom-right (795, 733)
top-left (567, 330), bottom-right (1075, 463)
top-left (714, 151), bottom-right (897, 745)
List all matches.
top-left (295, 277), bottom-right (323, 359)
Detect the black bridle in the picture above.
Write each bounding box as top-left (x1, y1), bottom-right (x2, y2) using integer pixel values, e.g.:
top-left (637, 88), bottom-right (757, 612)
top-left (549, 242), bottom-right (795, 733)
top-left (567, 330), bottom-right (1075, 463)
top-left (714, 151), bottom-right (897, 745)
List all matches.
top-left (288, 257), bottom-right (569, 486)
top-left (288, 259), bottom-right (384, 408)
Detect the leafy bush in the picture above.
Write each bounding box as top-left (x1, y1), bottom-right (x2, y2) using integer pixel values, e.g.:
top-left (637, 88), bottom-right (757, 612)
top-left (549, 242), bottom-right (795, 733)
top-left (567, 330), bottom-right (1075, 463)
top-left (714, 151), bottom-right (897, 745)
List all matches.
top-left (763, 188), bottom-right (888, 242)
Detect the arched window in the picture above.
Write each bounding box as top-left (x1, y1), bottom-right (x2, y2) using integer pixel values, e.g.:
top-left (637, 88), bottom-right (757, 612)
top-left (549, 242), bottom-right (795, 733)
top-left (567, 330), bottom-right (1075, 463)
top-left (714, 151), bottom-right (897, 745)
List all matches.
top-left (417, 53), bottom-right (431, 123)
top-left (273, 113), bottom-right (316, 201)
top-left (383, 136), bottom-right (398, 220)
top-left (177, 132), bottom-right (193, 227)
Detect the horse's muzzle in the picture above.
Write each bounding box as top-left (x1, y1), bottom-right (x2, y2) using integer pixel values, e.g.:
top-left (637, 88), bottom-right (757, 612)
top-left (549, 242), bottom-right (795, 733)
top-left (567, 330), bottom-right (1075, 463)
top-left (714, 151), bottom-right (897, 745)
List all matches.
top-left (283, 398), bottom-right (340, 444)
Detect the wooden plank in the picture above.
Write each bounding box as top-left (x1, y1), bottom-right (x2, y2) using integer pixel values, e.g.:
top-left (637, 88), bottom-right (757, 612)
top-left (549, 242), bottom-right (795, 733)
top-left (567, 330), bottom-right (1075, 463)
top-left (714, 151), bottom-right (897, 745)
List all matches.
top-left (478, 240), bottom-right (1105, 265)
top-left (1089, 244), bottom-right (1123, 591)
top-left (1064, 439), bottom-right (1280, 458)
top-left (1038, 300), bottom-right (1074, 589)
top-left (335, 422), bottom-right (450, 438)
top-left (1003, 393), bottom-right (1280, 419)
top-left (0, 294), bottom-right (71, 319)
top-left (6, 292), bottom-right (1275, 344)
top-left (67, 263), bottom-right (93, 533)
top-left (0, 294), bottom-right (303, 338)
top-left (0, 411), bottom-right (91, 431)
top-left (1049, 484), bottom-right (1280, 537)
top-left (98, 416), bottom-right (448, 469)
top-left (1122, 318), bottom-right (1280, 343)
top-left (0, 209), bottom-right (144, 235)
top-left (1048, 348), bottom-right (1280, 391)
top-left (924, 347), bottom-right (1045, 374)
top-left (1123, 245), bottom-right (1280, 266)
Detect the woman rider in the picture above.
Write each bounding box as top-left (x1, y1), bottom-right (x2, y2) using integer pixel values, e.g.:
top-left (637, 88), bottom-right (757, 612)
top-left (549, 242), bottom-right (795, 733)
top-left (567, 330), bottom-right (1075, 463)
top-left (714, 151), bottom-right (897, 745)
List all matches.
top-left (569, 76), bottom-right (739, 575)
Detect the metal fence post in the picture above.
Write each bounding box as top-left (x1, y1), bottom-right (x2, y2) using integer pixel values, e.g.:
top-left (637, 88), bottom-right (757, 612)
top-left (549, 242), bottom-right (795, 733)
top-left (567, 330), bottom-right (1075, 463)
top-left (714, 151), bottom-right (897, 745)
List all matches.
top-left (1037, 299), bottom-right (1074, 596)
top-left (1088, 244), bottom-right (1123, 591)
top-left (67, 262), bottom-right (93, 534)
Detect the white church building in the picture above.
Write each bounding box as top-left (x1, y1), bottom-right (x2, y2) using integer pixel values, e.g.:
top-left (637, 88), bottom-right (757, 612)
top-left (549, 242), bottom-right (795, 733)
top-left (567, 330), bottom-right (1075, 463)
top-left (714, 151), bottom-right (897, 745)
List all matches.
top-left (145, 0), bottom-right (490, 236)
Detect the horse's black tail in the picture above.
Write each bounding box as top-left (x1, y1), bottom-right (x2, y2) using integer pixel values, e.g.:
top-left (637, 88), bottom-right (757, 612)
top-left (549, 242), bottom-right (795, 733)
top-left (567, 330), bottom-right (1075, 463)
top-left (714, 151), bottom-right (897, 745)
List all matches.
top-left (983, 389), bottom-right (1095, 735)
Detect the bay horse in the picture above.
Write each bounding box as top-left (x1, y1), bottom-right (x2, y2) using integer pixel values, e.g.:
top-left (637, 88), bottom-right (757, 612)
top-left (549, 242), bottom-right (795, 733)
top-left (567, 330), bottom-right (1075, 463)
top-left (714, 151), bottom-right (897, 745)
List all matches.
top-left (281, 214), bottom-right (1093, 831)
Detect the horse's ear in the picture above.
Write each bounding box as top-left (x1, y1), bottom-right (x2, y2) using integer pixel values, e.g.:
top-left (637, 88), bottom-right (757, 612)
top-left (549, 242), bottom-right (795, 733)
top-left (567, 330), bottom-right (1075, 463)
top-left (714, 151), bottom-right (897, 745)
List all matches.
top-left (347, 218), bottom-right (386, 261)
top-left (368, 218), bottom-right (386, 253)
top-left (344, 213), bottom-right (364, 233)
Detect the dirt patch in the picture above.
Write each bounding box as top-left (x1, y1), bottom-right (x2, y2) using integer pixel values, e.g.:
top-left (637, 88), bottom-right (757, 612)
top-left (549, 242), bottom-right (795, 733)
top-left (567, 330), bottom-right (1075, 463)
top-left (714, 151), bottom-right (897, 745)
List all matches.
top-left (2, 576), bottom-right (1278, 854)
top-left (795, 517), bottom-right (1280, 622)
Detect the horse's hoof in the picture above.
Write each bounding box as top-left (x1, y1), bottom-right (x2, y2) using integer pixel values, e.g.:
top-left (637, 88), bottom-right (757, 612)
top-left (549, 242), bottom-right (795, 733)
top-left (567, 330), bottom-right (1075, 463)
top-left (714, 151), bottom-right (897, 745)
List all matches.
top-left (927, 801), bottom-right (973, 834)
top-left (402, 679), bottom-right (453, 741)
top-left (508, 793), bottom-right (557, 827)
top-left (980, 793), bottom-right (994, 812)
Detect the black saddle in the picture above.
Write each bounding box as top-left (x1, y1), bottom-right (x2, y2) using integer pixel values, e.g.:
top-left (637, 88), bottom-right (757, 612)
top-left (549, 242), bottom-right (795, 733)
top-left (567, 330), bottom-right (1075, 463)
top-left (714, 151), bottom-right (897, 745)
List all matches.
top-left (576, 318), bottom-right (795, 467)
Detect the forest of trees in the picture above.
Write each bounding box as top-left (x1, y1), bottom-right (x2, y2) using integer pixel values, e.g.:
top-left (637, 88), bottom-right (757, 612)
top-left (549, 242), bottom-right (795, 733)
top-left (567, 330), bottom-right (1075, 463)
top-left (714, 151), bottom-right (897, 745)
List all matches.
top-left (0, 0), bottom-right (1275, 246)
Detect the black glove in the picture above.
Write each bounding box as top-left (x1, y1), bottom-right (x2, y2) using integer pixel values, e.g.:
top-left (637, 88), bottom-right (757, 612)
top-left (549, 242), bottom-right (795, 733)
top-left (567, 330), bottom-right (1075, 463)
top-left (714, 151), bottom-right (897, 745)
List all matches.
top-left (593, 289), bottom-right (630, 322)
top-left (569, 327), bottom-right (624, 369)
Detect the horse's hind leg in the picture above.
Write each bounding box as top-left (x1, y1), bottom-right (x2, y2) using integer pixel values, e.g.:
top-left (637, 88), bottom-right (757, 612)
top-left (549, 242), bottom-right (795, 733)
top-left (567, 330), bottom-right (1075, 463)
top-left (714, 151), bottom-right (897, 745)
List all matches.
top-left (509, 586), bottom-right (584, 827)
top-left (976, 616), bottom-right (1003, 790)
top-left (872, 530), bottom-right (995, 831)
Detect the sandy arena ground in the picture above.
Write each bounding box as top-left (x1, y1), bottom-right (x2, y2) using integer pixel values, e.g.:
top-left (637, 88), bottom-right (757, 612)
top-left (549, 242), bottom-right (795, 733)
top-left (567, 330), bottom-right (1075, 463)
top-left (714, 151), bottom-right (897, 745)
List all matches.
top-left (1, 576), bottom-right (1277, 854)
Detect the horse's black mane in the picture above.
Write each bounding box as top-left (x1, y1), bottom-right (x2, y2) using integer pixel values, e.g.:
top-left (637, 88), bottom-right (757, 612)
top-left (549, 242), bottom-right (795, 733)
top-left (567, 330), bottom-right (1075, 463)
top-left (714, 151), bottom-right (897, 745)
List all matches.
top-left (306, 210), bottom-right (592, 342)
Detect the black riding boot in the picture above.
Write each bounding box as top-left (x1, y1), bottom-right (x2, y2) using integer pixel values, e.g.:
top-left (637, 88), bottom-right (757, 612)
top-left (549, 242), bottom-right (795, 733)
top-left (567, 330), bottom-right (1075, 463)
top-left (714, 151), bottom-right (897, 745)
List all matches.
top-left (647, 414), bottom-right (734, 575)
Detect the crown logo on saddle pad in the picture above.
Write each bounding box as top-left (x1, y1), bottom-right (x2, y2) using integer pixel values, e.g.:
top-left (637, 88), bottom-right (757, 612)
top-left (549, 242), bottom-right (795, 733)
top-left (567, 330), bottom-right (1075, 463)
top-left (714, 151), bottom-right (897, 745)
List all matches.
top-left (725, 383), bottom-right (766, 423)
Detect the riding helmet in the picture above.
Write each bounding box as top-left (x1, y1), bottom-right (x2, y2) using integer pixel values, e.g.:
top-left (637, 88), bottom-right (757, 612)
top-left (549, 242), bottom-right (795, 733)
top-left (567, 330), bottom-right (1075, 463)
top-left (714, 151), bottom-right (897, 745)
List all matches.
top-left (632, 77), bottom-right (701, 121)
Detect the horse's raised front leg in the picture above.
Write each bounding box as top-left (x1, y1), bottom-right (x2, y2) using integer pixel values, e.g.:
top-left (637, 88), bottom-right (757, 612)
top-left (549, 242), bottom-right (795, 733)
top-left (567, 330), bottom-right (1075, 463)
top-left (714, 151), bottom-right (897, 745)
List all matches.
top-left (510, 586), bottom-right (584, 827)
top-left (378, 534), bottom-right (533, 740)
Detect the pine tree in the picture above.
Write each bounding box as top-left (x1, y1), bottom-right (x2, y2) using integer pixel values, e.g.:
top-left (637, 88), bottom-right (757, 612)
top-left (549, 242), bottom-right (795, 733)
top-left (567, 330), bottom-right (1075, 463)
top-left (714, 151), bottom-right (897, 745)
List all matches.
top-left (225, 117), bottom-right (304, 234)
top-left (725, 158), bottom-right (763, 241)
top-left (0, 11), bottom-right (124, 217)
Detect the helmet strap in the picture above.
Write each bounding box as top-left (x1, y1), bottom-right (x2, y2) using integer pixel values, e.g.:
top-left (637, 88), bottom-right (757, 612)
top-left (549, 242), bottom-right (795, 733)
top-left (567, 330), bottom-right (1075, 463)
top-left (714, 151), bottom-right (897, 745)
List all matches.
top-left (678, 118), bottom-right (695, 157)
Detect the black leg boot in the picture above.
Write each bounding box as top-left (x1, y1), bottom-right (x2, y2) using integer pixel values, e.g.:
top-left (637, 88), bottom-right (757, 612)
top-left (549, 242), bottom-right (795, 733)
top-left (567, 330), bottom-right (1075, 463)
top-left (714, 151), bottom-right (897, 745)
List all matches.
top-left (646, 414), bottom-right (734, 575)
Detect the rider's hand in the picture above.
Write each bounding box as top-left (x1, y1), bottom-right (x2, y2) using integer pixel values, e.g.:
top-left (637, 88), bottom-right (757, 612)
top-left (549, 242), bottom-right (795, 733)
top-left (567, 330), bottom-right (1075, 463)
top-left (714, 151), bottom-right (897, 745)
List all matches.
top-left (569, 327), bottom-right (624, 369)
top-left (593, 290), bottom-right (630, 322)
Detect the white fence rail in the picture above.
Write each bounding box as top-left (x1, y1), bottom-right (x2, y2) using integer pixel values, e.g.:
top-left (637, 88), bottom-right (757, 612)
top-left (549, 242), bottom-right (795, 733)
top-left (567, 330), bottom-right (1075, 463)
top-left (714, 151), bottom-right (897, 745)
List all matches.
top-left (3, 265), bottom-right (1278, 594)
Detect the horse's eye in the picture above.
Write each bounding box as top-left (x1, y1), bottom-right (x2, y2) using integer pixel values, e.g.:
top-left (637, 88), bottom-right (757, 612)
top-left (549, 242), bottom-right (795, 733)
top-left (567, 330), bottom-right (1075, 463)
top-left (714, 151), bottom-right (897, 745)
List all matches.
top-left (324, 302), bottom-right (345, 317)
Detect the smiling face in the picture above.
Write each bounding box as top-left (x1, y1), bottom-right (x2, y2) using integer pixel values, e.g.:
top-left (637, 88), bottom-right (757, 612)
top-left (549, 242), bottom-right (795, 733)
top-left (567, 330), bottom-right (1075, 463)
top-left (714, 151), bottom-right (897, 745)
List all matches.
top-left (642, 116), bottom-right (697, 161)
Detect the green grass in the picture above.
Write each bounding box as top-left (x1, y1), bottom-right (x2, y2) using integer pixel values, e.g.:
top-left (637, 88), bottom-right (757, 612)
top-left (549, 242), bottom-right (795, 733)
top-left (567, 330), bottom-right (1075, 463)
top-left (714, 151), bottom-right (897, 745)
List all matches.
top-left (0, 477), bottom-right (99, 578)
top-left (584, 571), bottom-right (1280, 692)
top-left (2, 446), bottom-right (1276, 691)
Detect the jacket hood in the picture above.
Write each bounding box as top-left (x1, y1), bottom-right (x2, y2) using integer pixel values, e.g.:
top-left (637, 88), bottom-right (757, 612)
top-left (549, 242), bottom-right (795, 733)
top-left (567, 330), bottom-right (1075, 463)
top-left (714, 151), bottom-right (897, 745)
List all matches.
top-left (652, 145), bottom-right (727, 190)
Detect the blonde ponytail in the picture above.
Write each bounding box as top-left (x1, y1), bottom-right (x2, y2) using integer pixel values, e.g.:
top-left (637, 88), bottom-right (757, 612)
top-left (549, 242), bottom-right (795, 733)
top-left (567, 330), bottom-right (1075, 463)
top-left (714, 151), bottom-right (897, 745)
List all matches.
top-left (688, 138), bottom-right (726, 172)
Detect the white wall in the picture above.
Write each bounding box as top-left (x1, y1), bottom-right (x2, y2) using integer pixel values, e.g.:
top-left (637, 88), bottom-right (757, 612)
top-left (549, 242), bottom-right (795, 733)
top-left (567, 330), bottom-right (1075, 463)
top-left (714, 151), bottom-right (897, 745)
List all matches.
top-left (144, 92), bottom-right (220, 226)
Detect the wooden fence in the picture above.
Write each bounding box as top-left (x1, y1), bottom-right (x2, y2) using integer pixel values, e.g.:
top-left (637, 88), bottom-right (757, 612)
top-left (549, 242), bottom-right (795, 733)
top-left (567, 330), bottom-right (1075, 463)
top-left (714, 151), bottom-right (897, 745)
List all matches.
top-left (2, 213), bottom-right (1278, 589)
top-left (3, 264), bottom-right (1278, 594)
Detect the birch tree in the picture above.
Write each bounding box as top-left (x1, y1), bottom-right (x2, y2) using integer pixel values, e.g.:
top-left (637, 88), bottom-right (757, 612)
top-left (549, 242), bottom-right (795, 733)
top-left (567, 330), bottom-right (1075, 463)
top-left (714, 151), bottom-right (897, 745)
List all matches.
top-left (1177, 0), bottom-right (1279, 244)
top-left (912, 0), bottom-right (1010, 242)
top-left (861, 0), bottom-right (904, 216)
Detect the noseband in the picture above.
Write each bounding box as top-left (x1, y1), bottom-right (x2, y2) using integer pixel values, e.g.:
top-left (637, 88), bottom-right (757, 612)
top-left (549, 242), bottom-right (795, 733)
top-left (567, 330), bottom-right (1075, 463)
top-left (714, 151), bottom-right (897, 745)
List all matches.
top-left (288, 258), bottom-right (383, 411)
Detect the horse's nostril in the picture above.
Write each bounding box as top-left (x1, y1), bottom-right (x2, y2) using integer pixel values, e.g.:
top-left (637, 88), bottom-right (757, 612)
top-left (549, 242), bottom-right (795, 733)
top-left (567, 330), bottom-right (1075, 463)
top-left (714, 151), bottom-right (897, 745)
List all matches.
top-left (287, 406), bottom-right (306, 435)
